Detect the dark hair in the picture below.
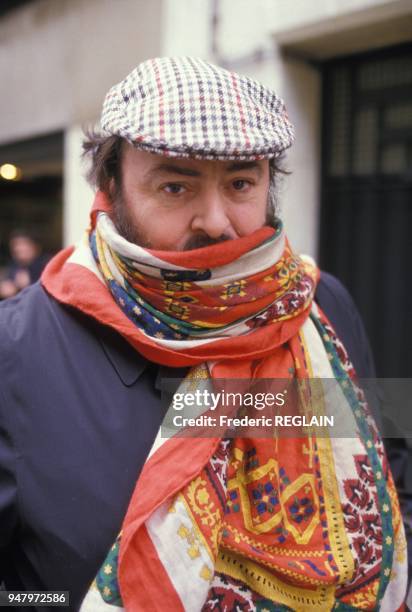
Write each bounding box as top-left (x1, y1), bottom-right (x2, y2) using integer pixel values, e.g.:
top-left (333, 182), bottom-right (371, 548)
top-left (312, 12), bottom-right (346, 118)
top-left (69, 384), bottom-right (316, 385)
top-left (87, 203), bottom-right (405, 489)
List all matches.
top-left (9, 228), bottom-right (41, 244)
top-left (82, 130), bottom-right (123, 198)
top-left (82, 129), bottom-right (290, 215)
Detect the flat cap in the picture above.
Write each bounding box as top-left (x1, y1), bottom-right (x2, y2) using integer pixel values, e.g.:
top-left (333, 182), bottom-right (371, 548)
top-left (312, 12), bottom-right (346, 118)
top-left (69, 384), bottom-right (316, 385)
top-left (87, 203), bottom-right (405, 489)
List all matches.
top-left (100, 56), bottom-right (294, 160)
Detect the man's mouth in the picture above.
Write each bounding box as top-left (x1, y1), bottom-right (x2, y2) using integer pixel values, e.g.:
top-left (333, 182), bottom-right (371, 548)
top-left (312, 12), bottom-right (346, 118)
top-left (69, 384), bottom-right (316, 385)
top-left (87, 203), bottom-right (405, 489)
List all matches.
top-left (183, 234), bottom-right (231, 251)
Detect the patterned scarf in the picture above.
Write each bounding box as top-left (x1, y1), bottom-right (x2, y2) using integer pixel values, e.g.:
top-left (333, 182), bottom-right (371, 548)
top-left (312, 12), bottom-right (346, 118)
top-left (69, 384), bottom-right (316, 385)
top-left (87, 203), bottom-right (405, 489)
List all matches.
top-left (42, 192), bottom-right (407, 611)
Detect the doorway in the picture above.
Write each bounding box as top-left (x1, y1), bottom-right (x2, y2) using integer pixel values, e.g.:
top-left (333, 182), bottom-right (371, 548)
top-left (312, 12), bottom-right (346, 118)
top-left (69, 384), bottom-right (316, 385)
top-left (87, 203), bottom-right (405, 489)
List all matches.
top-left (320, 43), bottom-right (412, 377)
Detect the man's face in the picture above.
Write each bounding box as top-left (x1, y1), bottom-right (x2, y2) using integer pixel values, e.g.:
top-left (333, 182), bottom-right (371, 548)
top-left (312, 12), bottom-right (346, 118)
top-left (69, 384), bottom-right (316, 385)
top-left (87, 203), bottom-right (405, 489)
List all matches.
top-left (112, 145), bottom-right (271, 251)
top-left (10, 236), bottom-right (39, 265)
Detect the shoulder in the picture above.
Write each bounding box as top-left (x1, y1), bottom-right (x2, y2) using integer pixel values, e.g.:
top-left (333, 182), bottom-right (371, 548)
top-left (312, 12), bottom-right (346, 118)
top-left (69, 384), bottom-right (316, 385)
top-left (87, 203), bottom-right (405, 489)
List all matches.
top-left (315, 271), bottom-right (358, 316)
top-left (314, 271), bottom-right (376, 378)
top-left (0, 282), bottom-right (57, 344)
top-left (0, 282), bottom-right (100, 377)
top-left (0, 280), bottom-right (49, 313)
top-left (315, 271), bottom-right (363, 333)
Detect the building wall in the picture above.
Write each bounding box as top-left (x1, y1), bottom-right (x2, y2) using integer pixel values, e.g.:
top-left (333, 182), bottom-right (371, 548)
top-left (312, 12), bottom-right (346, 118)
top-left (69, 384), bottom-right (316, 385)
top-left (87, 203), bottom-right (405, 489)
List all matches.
top-left (269, 0), bottom-right (411, 36)
top-left (0, 0), bottom-right (164, 144)
top-left (0, 0), bottom-right (165, 246)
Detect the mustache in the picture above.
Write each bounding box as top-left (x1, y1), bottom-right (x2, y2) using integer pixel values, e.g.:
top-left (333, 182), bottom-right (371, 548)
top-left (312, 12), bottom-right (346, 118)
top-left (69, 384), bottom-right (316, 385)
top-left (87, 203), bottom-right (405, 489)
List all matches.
top-left (183, 234), bottom-right (231, 251)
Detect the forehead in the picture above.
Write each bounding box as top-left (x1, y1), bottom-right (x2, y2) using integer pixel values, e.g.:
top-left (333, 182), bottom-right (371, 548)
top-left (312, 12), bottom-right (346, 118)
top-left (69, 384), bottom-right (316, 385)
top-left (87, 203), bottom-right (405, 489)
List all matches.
top-left (121, 145), bottom-right (269, 178)
top-left (11, 236), bottom-right (35, 246)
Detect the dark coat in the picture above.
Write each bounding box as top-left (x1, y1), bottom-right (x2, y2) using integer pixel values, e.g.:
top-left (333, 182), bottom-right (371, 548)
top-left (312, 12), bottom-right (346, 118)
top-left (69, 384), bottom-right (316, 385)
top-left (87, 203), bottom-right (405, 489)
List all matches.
top-left (0, 274), bottom-right (378, 610)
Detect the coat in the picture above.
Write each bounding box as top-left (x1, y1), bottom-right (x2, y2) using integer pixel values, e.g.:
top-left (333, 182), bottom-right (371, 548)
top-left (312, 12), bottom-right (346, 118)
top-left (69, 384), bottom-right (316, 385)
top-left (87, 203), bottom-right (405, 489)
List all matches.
top-left (0, 274), bottom-right (378, 610)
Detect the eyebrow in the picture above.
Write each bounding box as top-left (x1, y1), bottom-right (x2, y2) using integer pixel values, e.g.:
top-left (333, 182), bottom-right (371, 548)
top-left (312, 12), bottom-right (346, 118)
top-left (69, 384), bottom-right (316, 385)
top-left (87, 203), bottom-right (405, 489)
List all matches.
top-left (146, 164), bottom-right (201, 178)
top-left (225, 161), bottom-right (263, 176)
top-left (146, 160), bottom-right (263, 179)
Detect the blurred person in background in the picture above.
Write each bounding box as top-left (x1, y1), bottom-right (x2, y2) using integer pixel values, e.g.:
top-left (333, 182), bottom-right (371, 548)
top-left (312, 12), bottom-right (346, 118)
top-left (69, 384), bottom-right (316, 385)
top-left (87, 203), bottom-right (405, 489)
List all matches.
top-left (0, 229), bottom-right (50, 299)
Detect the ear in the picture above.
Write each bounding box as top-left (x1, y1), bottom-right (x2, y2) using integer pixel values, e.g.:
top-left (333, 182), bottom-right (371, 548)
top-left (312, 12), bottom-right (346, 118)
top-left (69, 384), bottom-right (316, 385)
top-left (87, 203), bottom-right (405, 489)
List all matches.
top-left (107, 177), bottom-right (120, 215)
top-left (108, 177), bottom-right (116, 201)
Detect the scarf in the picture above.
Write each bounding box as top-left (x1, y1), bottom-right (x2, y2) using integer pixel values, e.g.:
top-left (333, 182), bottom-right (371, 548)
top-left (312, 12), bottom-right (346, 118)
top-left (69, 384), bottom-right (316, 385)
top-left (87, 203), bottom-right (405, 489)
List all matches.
top-left (41, 192), bottom-right (407, 611)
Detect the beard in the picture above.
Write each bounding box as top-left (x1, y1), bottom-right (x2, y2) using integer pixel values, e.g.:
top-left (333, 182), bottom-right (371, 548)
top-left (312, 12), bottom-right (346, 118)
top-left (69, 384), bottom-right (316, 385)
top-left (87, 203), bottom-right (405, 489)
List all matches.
top-left (111, 194), bottom-right (149, 247)
top-left (111, 193), bottom-right (279, 251)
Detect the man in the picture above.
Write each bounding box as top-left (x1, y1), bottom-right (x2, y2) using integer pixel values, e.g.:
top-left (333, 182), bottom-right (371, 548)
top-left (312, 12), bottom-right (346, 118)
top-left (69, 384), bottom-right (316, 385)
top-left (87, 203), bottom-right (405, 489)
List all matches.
top-left (0, 57), bottom-right (407, 611)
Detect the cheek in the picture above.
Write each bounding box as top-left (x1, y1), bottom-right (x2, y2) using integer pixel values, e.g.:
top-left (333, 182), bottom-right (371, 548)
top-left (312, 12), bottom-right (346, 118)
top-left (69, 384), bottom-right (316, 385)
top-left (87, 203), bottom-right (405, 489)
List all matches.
top-left (229, 199), bottom-right (268, 234)
top-left (136, 204), bottom-right (193, 247)
top-left (147, 205), bottom-right (190, 228)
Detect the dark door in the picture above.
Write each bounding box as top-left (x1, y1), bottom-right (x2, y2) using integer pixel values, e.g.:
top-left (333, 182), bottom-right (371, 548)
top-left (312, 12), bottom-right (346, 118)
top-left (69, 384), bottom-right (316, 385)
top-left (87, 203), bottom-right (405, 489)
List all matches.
top-left (320, 43), bottom-right (412, 377)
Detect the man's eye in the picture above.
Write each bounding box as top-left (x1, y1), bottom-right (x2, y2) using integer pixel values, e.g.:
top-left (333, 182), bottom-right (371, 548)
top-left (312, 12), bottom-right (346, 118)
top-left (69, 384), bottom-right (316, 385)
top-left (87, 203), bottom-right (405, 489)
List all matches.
top-left (163, 183), bottom-right (185, 195)
top-left (232, 179), bottom-right (250, 191)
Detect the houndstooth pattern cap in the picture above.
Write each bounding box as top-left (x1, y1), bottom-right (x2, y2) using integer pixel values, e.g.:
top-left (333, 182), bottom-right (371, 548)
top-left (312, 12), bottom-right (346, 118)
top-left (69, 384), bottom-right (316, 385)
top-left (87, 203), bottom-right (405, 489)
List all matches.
top-left (100, 56), bottom-right (295, 161)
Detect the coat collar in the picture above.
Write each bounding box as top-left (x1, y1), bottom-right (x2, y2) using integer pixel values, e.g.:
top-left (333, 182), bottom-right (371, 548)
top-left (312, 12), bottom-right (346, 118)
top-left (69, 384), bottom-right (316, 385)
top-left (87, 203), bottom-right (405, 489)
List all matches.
top-left (98, 324), bottom-right (148, 386)
top-left (98, 323), bottom-right (189, 387)
top-left (154, 365), bottom-right (189, 392)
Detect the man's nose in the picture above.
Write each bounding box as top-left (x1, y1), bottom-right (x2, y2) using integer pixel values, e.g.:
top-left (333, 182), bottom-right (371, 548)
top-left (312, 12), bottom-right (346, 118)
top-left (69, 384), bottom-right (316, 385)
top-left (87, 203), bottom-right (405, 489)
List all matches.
top-left (191, 189), bottom-right (230, 238)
